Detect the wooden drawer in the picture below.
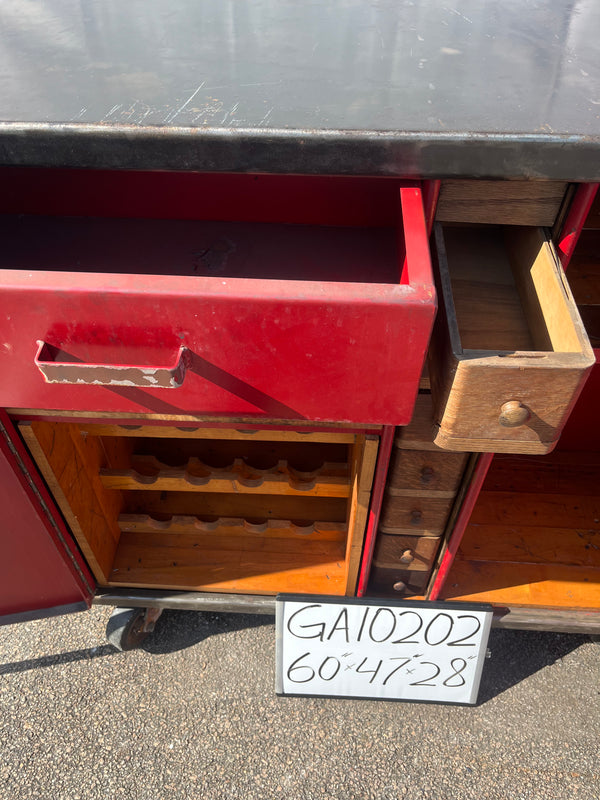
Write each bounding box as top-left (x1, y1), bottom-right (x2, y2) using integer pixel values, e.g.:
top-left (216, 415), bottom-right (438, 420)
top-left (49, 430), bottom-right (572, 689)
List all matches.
top-left (429, 224), bottom-right (594, 453)
top-left (386, 447), bottom-right (467, 493)
top-left (379, 494), bottom-right (453, 535)
top-left (368, 566), bottom-right (429, 597)
top-left (0, 173), bottom-right (434, 425)
top-left (436, 180), bottom-right (567, 227)
top-left (372, 533), bottom-right (441, 571)
top-left (19, 421), bottom-right (378, 597)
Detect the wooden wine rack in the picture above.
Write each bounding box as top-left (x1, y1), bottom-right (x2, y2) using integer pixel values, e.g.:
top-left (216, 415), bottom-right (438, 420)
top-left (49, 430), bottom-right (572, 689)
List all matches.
top-left (20, 421), bottom-right (378, 597)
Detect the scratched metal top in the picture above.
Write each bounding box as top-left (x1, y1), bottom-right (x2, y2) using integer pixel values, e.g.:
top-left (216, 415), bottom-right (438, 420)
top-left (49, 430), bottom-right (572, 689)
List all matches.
top-left (1, 0), bottom-right (599, 179)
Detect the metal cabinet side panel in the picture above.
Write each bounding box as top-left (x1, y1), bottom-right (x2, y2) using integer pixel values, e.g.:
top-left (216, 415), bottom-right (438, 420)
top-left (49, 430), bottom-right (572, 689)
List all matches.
top-left (0, 411), bottom-right (94, 623)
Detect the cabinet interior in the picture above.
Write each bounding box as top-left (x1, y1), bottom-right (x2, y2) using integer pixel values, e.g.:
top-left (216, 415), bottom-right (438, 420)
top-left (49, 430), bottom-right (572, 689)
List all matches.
top-left (20, 421), bottom-right (378, 597)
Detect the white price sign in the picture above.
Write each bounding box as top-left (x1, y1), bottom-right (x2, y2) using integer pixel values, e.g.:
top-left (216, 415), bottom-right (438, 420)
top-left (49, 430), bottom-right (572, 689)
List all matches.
top-left (276, 597), bottom-right (493, 705)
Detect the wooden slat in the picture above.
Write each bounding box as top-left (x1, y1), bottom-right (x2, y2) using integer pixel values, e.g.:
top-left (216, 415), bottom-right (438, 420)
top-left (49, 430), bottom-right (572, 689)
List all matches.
top-left (100, 469), bottom-right (350, 497)
top-left (436, 180), bottom-right (567, 226)
top-left (19, 421), bottom-right (124, 583)
top-left (78, 423), bottom-right (357, 444)
top-left (129, 438), bottom-right (348, 473)
top-left (344, 435), bottom-right (379, 595)
top-left (109, 531), bottom-right (347, 595)
top-left (505, 226), bottom-right (583, 353)
top-left (440, 561), bottom-right (600, 609)
top-left (118, 514), bottom-right (347, 541)
top-left (469, 490), bottom-right (600, 530)
top-left (100, 457), bottom-right (350, 497)
top-left (482, 452), bottom-right (600, 496)
top-left (122, 488), bottom-right (348, 523)
top-left (458, 524), bottom-right (600, 568)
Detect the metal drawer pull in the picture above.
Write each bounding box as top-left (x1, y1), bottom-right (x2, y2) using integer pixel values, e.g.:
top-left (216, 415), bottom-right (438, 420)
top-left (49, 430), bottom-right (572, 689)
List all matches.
top-left (35, 341), bottom-right (190, 388)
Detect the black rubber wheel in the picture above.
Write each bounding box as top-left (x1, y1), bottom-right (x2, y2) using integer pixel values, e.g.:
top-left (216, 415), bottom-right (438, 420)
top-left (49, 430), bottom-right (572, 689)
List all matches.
top-left (106, 607), bottom-right (150, 651)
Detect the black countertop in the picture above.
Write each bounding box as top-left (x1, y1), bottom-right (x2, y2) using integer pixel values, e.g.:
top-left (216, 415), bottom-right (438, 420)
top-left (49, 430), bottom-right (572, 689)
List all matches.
top-left (1, 0), bottom-right (599, 179)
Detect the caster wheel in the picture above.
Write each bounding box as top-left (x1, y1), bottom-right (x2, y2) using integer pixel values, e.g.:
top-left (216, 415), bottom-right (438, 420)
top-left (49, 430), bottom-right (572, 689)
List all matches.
top-left (106, 607), bottom-right (151, 651)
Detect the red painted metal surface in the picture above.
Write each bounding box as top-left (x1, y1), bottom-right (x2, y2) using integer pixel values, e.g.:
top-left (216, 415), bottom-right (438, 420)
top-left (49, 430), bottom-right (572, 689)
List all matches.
top-left (356, 425), bottom-right (395, 597)
top-left (0, 187), bottom-right (435, 424)
top-left (427, 453), bottom-right (494, 602)
top-left (557, 183), bottom-right (599, 270)
top-left (556, 349), bottom-right (600, 452)
top-left (0, 168), bottom-right (408, 227)
top-left (555, 181), bottom-right (599, 451)
top-left (0, 410), bottom-right (94, 622)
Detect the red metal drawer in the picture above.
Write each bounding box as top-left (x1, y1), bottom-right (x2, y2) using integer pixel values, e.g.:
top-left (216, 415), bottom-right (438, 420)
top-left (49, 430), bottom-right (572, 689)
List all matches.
top-left (0, 179), bottom-right (434, 424)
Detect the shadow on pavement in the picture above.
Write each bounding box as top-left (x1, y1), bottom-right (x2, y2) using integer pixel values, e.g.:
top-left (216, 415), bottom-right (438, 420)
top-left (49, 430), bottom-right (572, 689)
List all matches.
top-left (142, 609), bottom-right (275, 655)
top-left (477, 628), bottom-right (589, 704)
top-left (0, 644), bottom-right (117, 675)
top-left (0, 613), bottom-right (589, 706)
top-left (0, 611), bottom-right (273, 675)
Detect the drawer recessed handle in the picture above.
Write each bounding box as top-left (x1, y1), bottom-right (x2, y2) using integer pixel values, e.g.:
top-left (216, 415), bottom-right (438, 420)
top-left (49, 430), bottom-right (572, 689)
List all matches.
top-left (35, 341), bottom-right (190, 388)
top-left (498, 400), bottom-right (531, 428)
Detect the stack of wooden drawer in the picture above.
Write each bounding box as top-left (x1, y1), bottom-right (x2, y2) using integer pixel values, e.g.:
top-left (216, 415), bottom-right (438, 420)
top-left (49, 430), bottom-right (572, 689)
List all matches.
top-left (369, 395), bottom-right (469, 597)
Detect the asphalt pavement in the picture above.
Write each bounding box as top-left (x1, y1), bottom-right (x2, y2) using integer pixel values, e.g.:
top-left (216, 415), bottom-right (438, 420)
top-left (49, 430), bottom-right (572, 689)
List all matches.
top-left (0, 605), bottom-right (598, 800)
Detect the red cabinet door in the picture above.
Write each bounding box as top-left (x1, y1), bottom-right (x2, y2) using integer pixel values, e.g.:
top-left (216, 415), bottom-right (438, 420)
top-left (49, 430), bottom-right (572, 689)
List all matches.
top-left (0, 411), bottom-right (94, 624)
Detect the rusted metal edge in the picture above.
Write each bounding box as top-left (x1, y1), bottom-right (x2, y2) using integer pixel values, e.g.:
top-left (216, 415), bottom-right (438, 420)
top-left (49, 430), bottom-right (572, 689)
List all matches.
top-left (93, 590), bottom-right (277, 615)
top-left (1, 124), bottom-right (599, 180)
top-left (491, 606), bottom-right (600, 635)
top-left (93, 590), bottom-right (600, 634)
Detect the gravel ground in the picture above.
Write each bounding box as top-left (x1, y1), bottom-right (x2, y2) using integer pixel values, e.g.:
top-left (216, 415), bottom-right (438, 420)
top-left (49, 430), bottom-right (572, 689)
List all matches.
top-left (0, 606), bottom-right (598, 800)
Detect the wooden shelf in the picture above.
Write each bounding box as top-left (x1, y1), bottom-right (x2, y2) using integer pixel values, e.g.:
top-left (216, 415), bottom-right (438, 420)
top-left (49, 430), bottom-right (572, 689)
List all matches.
top-left (100, 456), bottom-right (350, 497)
top-left (20, 420), bottom-right (378, 597)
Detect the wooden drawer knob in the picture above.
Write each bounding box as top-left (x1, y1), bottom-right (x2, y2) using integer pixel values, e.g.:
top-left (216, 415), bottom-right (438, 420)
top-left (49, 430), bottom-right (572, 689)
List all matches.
top-left (498, 400), bottom-right (531, 428)
top-left (420, 466), bottom-right (435, 485)
top-left (393, 581), bottom-right (407, 593)
top-left (400, 549), bottom-right (414, 565)
top-left (410, 510), bottom-right (423, 525)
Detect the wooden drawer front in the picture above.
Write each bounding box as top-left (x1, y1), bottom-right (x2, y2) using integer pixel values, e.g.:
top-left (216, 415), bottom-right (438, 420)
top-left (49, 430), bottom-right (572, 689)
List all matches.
top-left (436, 180), bottom-right (567, 227)
top-left (368, 566), bottom-right (429, 597)
top-left (0, 186), bottom-right (434, 425)
top-left (379, 495), bottom-right (453, 535)
top-left (429, 224), bottom-right (595, 453)
top-left (372, 533), bottom-right (441, 572)
top-left (386, 448), bottom-right (467, 493)
top-left (19, 421), bottom-right (378, 597)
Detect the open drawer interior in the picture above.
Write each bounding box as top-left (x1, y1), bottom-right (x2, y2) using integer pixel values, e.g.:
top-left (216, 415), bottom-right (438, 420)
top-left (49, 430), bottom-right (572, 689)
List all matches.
top-left (0, 168), bottom-right (421, 284)
top-left (429, 224), bottom-right (594, 453)
top-left (19, 422), bottom-right (378, 596)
